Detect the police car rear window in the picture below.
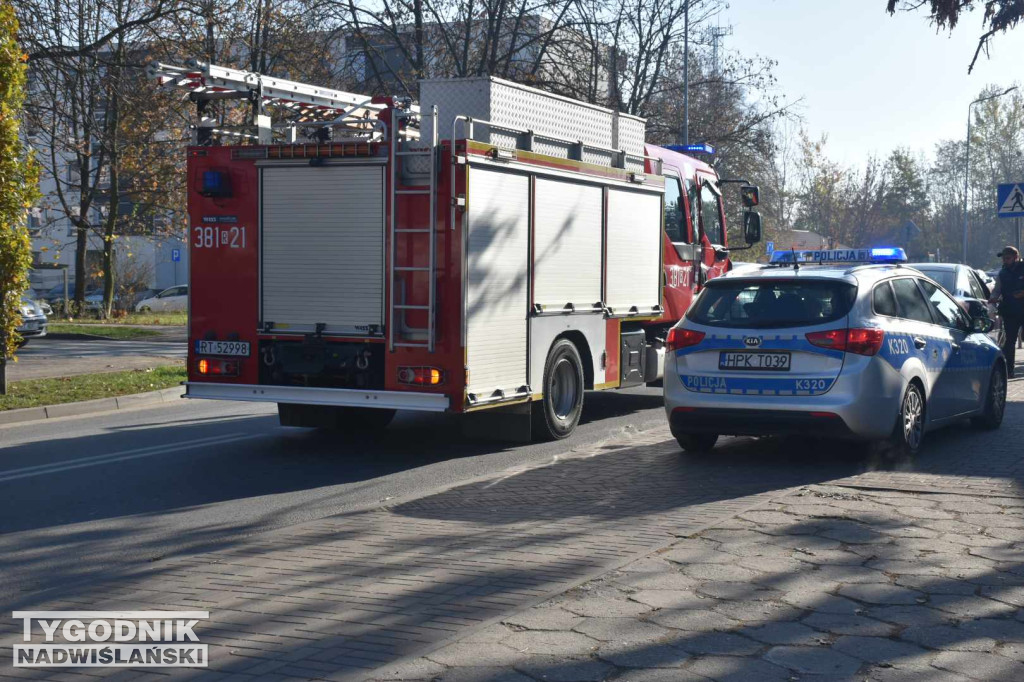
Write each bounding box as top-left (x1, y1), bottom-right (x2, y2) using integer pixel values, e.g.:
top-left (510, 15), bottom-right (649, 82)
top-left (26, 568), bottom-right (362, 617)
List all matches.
top-left (688, 279), bottom-right (856, 329)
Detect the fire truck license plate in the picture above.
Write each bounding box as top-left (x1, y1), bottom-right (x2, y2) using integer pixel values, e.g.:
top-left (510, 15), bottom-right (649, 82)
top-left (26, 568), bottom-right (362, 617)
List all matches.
top-left (195, 340), bottom-right (251, 357)
top-left (719, 351), bottom-right (790, 371)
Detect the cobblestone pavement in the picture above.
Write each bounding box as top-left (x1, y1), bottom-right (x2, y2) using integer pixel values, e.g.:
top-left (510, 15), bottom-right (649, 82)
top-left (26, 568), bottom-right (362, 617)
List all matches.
top-left (376, 483), bottom-right (1024, 682)
top-left (2, 377), bottom-right (1022, 681)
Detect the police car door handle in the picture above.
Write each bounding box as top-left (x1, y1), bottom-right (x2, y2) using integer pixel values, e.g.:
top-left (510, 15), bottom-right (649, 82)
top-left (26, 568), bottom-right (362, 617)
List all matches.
top-left (913, 337), bottom-right (926, 350)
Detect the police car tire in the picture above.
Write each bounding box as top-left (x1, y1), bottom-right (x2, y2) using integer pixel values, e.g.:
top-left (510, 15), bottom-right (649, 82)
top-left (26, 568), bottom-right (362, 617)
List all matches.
top-left (889, 382), bottom-right (926, 457)
top-left (971, 365), bottom-right (1007, 431)
top-left (533, 339), bottom-right (585, 441)
top-left (676, 433), bottom-right (719, 453)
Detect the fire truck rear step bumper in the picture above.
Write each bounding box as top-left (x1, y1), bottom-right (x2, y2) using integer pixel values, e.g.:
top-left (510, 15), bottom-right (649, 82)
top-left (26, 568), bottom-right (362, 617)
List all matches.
top-left (184, 382), bottom-right (450, 412)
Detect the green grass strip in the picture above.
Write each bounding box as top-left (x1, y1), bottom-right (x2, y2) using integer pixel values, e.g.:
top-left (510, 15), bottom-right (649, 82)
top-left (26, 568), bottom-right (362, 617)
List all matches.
top-left (0, 366), bottom-right (186, 411)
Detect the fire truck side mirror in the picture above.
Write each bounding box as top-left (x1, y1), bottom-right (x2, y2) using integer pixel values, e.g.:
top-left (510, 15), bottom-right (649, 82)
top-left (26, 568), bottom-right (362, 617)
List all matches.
top-left (743, 211), bottom-right (762, 245)
top-left (740, 185), bottom-right (760, 208)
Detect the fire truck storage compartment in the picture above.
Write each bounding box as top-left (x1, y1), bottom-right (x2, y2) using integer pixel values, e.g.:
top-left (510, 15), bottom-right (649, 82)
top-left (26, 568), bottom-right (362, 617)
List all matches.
top-left (465, 166), bottom-right (530, 401)
top-left (534, 178), bottom-right (603, 310)
top-left (620, 329), bottom-right (647, 388)
top-left (420, 77), bottom-right (646, 168)
top-left (259, 163), bottom-right (385, 335)
top-left (605, 188), bottom-right (662, 315)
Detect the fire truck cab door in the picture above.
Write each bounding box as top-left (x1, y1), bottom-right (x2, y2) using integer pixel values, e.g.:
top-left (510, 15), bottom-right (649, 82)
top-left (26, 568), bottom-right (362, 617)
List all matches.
top-left (696, 173), bottom-right (729, 283)
top-left (661, 171), bottom-right (698, 318)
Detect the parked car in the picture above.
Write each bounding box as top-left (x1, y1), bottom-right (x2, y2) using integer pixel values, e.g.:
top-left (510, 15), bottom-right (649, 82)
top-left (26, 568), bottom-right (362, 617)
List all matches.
top-left (42, 282), bottom-right (101, 314)
top-left (16, 298), bottom-right (48, 345)
top-left (976, 268), bottom-right (996, 292)
top-left (907, 263), bottom-right (1003, 345)
top-left (135, 285), bottom-right (188, 312)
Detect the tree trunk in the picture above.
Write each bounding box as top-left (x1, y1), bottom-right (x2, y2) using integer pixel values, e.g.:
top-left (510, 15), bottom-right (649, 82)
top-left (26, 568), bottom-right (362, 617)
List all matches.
top-left (0, 331), bottom-right (7, 395)
top-left (74, 217), bottom-right (88, 317)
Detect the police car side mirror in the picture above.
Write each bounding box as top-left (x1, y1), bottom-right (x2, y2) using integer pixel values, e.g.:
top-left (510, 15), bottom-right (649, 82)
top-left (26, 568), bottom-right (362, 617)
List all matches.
top-left (963, 299), bottom-right (987, 319)
top-left (971, 316), bottom-right (994, 334)
top-left (743, 212), bottom-right (762, 245)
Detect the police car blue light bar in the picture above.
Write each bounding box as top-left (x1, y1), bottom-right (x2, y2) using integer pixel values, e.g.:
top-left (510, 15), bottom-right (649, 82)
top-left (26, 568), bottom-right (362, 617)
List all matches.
top-left (663, 143), bottom-right (716, 155)
top-left (769, 247), bottom-right (908, 265)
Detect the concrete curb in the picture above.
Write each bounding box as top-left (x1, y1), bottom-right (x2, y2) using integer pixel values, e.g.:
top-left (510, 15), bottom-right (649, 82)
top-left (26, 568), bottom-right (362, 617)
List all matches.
top-left (43, 332), bottom-right (186, 343)
top-left (45, 332), bottom-right (117, 341)
top-left (0, 386), bottom-right (185, 426)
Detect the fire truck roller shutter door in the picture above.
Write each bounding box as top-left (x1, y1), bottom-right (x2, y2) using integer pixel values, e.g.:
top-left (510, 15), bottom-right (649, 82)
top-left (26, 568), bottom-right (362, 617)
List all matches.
top-left (260, 165), bottom-right (385, 335)
top-left (465, 167), bottom-right (530, 401)
top-left (533, 178), bottom-right (603, 310)
top-left (606, 188), bottom-right (662, 314)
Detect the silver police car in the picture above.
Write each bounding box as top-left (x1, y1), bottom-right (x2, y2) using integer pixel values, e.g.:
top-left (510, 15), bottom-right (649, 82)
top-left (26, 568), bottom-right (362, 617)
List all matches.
top-left (665, 248), bottom-right (1006, 456)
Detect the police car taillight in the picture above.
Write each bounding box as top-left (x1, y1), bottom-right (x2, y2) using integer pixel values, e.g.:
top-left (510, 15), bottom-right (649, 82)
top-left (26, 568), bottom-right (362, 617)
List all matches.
top-left (666, 328), bottom-right (705, 350)
top-left (806, 328), bottom-right (884, 356)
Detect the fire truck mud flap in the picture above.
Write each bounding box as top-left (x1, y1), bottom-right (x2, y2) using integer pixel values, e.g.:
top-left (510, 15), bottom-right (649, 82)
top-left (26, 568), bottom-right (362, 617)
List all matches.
top-left (184, 383), bottom-right (449, 412)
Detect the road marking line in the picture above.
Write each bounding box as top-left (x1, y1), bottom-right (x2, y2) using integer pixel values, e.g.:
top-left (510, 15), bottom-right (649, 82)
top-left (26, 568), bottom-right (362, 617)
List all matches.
top-left (1, 433), bottom-right (244, 475)
top-left (0, 433), bottom-right (262, 483)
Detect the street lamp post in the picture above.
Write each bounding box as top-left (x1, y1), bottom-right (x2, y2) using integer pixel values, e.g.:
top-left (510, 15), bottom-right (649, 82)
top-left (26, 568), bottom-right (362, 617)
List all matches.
top-left (962, 86), bottom-right (1017, 264)
top-left (683, 1), bottom-right (689, 145)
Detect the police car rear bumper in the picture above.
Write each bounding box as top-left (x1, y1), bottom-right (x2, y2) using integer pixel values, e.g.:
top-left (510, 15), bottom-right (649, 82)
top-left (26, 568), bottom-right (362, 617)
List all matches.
top-left (664, 354), bottom-right (904, 441)
top-left (670, 407), bottom-right (856, 438)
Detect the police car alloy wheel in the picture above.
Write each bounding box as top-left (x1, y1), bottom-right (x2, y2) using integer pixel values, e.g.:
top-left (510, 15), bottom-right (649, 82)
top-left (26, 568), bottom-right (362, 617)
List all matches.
top-left (894, 382), bottom-right (926, 456)
top-left (972, 365), bottom-right (1007, 430)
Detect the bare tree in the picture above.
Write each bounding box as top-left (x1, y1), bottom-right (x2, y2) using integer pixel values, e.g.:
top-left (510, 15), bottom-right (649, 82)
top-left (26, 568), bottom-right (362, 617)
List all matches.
top-left (887, 0), bottom-right (1024, 73)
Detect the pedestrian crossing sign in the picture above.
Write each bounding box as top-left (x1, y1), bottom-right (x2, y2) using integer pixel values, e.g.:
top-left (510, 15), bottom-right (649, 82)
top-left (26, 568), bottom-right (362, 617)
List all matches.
top-left (997, 183), bottom-right (1024, 218)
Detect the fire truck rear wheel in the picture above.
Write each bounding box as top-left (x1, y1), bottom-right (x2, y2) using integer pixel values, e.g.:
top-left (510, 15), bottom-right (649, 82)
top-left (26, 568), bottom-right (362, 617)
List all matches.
top-left (278, 403), bottom-right (395, 431)
top-left (533, 339), bottom-right (585, 441)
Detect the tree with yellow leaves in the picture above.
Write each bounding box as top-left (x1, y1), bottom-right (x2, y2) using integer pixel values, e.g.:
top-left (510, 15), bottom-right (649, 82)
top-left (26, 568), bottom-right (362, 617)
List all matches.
top-left (0, 0), bottom-right (40, 394)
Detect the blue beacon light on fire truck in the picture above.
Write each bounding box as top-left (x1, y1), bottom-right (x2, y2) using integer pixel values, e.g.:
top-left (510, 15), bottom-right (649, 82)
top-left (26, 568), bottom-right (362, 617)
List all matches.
top-left (768, 247), bottom-right (908, 265)
top-left (662, 143), bottom-right (716, 156)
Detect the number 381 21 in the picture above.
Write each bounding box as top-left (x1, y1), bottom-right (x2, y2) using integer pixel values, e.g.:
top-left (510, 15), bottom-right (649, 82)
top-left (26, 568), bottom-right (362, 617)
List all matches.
top-left (193, 226), bottom-right (247, 249)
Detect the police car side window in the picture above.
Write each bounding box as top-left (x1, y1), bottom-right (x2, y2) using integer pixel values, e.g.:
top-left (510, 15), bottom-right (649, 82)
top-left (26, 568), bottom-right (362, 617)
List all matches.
top-left (919, 279), bottom-right (969, 331)
top-left (891, 278), bottom-right (934, 324)
top-left (872, 282), bottom-right (898, 317)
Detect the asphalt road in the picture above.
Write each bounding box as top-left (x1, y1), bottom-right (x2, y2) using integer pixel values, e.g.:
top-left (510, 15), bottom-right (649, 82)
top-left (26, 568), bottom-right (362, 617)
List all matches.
top-left (10, 337), bottom-right (186, 380)
top-left (0, 387), bottom-right (674, 605)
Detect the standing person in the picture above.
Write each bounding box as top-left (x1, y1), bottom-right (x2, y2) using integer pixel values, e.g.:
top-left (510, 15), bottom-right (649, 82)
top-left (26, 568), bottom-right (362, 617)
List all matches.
top-left (989, 246), bottom-right (1024, 378)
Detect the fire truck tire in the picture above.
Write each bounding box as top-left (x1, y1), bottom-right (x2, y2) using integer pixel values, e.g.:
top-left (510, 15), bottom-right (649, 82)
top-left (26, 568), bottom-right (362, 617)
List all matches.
top-left (278, 403), bottom-right (395, 431)
top-left (532, 339), bottom-right (585, 441)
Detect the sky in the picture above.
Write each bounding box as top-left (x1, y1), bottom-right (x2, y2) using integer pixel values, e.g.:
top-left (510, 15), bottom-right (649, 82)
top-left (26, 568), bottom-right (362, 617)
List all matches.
top-left (719, 0), bottom-right (1024, 167)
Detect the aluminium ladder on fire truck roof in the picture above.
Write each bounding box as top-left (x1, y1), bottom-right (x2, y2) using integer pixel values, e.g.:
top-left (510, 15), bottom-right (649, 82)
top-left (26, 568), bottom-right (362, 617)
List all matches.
top-left (146, 60), bottom-right (420, 142)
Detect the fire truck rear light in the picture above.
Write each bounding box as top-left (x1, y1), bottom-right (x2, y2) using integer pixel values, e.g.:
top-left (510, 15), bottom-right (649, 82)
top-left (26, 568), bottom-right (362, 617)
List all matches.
top-left (666, 328), bottom-right (705, 350)
top-left (398, 366), bottom-right (444, 385)
top-left (197, 358), bottom-right (240, 376)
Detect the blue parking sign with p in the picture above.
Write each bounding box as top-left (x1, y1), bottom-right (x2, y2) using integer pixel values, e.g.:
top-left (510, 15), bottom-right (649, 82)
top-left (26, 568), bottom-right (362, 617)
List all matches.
top-left (171, 248), bottom-right (181, 262)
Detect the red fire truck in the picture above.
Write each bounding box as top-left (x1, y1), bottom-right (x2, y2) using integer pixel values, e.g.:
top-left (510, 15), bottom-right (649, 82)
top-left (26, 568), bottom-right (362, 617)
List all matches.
top-left (149, 61), bottom-right (762, 440)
